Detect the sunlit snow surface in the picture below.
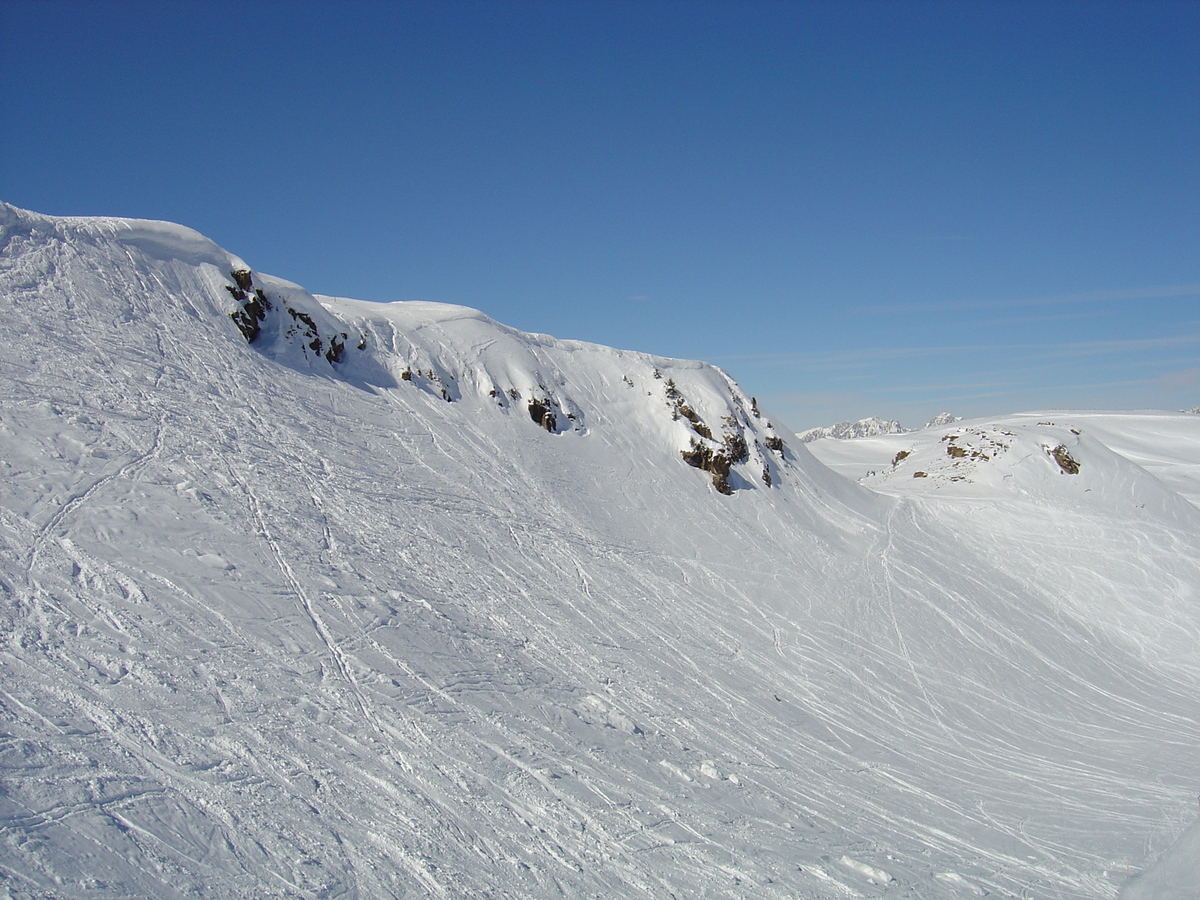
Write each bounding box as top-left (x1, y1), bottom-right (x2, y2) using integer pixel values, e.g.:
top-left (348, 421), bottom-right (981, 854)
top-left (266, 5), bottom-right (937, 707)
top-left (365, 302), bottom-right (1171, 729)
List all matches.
top-left (1, 201), bottom-right (1198, 899)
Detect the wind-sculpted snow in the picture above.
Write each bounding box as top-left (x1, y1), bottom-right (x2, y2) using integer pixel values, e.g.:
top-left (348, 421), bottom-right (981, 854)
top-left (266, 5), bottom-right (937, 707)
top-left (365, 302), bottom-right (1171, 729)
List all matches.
top-left (1, 201), bottom-right (1199, 898)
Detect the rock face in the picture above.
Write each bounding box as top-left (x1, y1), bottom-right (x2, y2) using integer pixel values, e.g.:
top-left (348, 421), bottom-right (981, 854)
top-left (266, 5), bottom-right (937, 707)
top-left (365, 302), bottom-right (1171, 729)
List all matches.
top-left (681, 439), bottom-right (734, 494)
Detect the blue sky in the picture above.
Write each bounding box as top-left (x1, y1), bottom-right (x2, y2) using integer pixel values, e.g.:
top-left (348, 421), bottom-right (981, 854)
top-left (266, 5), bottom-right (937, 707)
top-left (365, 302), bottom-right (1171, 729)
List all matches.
top-left (2, 0), bottom-right (1197, 431)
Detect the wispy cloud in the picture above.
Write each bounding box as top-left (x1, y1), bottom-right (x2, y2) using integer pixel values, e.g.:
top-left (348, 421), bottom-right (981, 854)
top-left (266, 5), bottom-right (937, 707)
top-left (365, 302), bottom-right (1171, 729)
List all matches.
top-left (864, 282), bottom-right (1200, 316)
top-left (715, 332), bottom-right (1200, 370)
top-left (871, 376), bottom-right (1159, 397)
top-left (1160, 367), bottom-right (1200, 390)
top-left (975, 309), bottom-right (1115, 329)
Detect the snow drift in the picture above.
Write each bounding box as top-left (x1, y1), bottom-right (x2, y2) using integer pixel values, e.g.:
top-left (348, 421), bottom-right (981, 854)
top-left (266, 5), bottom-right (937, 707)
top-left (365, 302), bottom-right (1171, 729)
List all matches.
top-left (1, 201), bottom-right (1199, 899)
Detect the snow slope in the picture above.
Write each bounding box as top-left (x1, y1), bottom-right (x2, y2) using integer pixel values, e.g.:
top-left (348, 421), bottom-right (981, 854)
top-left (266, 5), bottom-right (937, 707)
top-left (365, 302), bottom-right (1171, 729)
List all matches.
top-left (2, 201), bottom-right (1199, 899)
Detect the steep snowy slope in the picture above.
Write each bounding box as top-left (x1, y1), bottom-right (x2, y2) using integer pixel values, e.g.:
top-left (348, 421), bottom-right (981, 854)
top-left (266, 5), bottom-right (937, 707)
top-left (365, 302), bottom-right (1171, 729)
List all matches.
top-left (2, 202), bottom-right (1199, 899)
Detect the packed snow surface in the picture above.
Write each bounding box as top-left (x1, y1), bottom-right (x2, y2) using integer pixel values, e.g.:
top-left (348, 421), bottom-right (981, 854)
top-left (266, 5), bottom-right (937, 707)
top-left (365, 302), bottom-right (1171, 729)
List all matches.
top-left (2, 201), bottom-right (1199, 898)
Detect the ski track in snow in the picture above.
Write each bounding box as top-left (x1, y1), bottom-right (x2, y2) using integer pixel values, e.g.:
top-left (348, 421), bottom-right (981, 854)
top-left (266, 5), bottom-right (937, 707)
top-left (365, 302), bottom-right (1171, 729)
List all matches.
top-left (1, 202), bottom-right (1199, 898)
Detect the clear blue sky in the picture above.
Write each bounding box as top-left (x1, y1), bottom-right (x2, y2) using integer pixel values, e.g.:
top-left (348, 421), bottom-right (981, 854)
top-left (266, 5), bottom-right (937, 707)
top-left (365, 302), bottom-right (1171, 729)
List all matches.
top-left (2, 0), bottom-right (1197, 430)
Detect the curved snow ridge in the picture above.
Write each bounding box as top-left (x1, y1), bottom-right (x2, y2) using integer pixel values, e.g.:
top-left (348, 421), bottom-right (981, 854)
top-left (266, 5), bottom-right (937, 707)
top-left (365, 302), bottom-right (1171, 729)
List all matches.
top-left (0, 200), bottom-right (245, 272)
top-left (319, 294), bottom-right (807, 496)
top-left (0, 201), bottom-right (821, 498)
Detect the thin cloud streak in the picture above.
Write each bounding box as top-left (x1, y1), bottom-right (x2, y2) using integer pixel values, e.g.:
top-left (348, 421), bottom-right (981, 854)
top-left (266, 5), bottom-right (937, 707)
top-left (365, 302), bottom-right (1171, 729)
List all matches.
top-left (842, 378), bottom-right (1161, 414)
top-left (716, 332), bottom-right (1200, 369)
top-left (871, 376), bottom-right (1158, 398)
top-left (863, 282), bottom-right (1200, 316)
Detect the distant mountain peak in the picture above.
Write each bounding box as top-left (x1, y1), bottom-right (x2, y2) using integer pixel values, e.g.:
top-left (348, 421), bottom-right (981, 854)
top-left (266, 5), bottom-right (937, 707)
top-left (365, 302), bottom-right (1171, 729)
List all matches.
top-left (797, 416), bottom-right (909, 442)
top-left (798, 412), bottom-right (962, 442)
top-left (923, 411), bottom-right (961, 428)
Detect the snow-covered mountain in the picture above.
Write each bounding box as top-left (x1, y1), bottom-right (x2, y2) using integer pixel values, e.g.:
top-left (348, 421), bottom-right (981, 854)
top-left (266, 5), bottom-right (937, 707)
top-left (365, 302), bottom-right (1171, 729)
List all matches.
top-left (1, 201), bottom-right (1198, 899)
top-left (797, 412), bottom-right (960, 443)
top-left (798, 415), bottom-right (909, 442)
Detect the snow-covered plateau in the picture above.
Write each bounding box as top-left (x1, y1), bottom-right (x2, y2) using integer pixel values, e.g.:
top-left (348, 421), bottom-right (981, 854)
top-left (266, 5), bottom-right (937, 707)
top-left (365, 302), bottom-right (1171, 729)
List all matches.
top-left (0, 201), bottom-right (1198, 899)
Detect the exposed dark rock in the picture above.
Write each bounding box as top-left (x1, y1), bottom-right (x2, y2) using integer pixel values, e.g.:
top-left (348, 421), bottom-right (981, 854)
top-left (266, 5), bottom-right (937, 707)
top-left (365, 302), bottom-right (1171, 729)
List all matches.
top-left (528, 399), bottom-right (556, 432)
top-left (947, 444), bottom-right (968, 458)
top-left (723, 432), bottom-right (749, 465)
top-left (229, 284), bottom-right (270, 344)
top-left (224, 271), bottom-right (256, 303)
top-left (1050, 444), bottom-right (1080, 474)
top-left (681, 440), bottom-right (733, 494)
top-left (325, 333), bottom-right (346, 364)
top-left (913, 471), bottom-right (928, 478)
top-left (892, 449), bottom-right (910, 466)
top-left (765, 435), bottom-right (784, 454)
top-left (285, 306), bottom-right (322, 353)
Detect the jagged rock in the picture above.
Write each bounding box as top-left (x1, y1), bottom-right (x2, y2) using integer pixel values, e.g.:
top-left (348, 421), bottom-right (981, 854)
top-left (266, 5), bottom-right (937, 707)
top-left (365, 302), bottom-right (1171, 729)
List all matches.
top-left (1050, 444), bottom-right (1080, 474)
top-left (682, 440), bottom-right (733, 494)
top-left (325, 333), bottom-right (346, 364)
top-left (285, 306), bottom-right (323, 354)
top-left (528, 399), bottom-right (556, 432)
top-left (229, 282), bottom-right (270, 343)
top-left (723, 432), bottom-right (749, 465)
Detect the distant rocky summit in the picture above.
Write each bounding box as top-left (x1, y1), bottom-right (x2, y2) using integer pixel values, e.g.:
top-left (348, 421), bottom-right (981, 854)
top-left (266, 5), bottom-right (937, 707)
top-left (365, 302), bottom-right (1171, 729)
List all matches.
top-left (798, 412), bottom-right (960, 442)
top-left (923, 411), bottom-right (961, 428)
